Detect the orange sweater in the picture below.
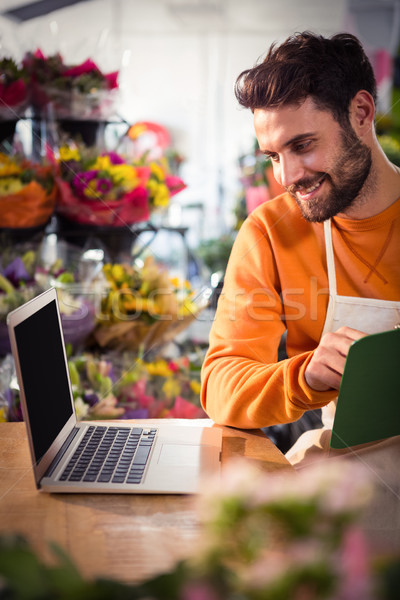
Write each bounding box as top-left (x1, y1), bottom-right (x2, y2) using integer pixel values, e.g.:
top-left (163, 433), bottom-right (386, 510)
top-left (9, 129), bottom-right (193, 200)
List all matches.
top-left (201, 193), bottom-right (400, 429)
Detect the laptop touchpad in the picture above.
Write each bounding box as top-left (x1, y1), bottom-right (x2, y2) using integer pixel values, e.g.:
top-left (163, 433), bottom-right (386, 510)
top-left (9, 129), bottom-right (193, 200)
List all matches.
top-left (158, 444), bottom-right (200, 467)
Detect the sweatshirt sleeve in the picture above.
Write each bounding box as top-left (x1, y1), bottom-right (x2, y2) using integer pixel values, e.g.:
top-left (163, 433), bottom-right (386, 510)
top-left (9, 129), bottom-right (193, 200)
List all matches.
top-left (200, 214), bottom-right (335, 429)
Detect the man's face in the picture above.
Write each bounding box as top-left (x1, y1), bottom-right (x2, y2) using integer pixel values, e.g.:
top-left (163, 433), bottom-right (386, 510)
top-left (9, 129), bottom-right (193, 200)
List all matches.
top-left (254, 97), bottom-right (372, 222)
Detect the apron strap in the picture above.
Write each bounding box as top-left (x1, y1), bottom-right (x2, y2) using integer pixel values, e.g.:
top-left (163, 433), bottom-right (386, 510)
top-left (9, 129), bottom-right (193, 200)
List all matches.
top-left (321, 219), bottom-right (336, 337)
top-left (323, 219), bottom-right (337, 296)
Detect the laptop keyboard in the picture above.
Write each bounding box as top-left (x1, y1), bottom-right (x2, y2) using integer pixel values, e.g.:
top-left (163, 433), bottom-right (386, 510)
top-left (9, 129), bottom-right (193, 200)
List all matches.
top-left (59, 425), bottom-right (157, 485)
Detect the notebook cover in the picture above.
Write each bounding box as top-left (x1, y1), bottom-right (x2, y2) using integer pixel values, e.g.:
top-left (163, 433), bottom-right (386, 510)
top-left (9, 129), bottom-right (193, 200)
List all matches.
top-left (330, 329), bottom-right (400, 449)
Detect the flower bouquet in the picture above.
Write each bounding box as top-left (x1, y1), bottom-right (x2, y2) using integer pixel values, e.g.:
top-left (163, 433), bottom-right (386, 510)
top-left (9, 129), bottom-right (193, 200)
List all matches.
top-left (0, 57), bottom-right (29, 137)
top-left (1, 346), bottom-right (206, 422)
top-left (22, 49), bottom-right (118, 120)
top-left (93, 257), bottom-right (208, 351)
top-left (0, 152), bottom-right (56, 229)
top-left (0, 248), bottom-right (39, 356)
top-left (35, 255), bottom-right (105, 352)
top-left (55, 144), bottom-right (186, 227)
top-left (66, 350), bottom-right (206, 421)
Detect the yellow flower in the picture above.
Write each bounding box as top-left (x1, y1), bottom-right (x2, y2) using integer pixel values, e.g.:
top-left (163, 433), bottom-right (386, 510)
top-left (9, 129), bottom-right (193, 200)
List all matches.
top-left (110, 264), bottom-right (126, 284)
top-left (0, 177), bottom-right (24, 195)
top-left (150, 162), bottom-right (165, 181)
top-left (109, 164), bottom-right (138, 190)
top-left (170, 277), bottom-right (180, 288)
top-left (0, 153), bottom-right (22, 177)
top-left (146, 359), bottom-right (172, 378)
top-left (59, 146), bottom-right (81, 162)
top-left (92, 155), bottom-right (113, 171)
top-left (0, 406), bottom-right (7, 422)
top-left (83, 179), bottom-right (100, 199)
top-left (178, 297), bottom-right (198, 317)
top-left (162, 377), bottom-right (181, 399)
top-left (190, 380), bottom-right (201, 395)
top-left (152, 183), bottom-right (170, 207)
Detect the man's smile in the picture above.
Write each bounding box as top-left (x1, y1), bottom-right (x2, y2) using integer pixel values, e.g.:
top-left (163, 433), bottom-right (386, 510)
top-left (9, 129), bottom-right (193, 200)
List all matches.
top-left (289, 174), bottom-right (327, 201)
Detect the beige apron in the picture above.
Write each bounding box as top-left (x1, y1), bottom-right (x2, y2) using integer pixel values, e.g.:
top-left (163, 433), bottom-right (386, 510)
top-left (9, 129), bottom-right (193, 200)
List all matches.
top-left (286, 218), bottom-right (400, 551)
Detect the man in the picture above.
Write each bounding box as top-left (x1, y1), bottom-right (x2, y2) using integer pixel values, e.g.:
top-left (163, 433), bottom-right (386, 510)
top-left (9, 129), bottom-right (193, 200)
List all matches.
top-left (200, 32), bottom-right (400, 544)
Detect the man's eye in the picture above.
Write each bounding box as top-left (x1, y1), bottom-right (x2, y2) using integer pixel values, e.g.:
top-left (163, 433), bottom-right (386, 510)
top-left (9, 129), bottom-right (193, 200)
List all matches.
top-left (294, 141), bottom-right (311, 153)
top-left (266, 153), bottom-right (279, 162)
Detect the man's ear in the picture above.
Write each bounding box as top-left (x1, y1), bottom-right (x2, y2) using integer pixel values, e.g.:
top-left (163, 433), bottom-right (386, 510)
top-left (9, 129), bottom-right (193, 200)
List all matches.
top-left (349, 90), bottom-right (375, 136)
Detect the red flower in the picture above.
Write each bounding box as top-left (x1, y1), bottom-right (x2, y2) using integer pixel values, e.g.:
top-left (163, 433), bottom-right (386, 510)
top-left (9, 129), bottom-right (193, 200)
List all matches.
top-left (135, 166), bottom-right (151, 187)
top-left (118, 186), bottom-right (150, 224)
top-left (0, 79), bottom-right (27, 107)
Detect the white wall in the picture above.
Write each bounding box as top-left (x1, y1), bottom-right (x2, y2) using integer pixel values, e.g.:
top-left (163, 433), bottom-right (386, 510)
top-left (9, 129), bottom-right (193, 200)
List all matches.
top-left (0, 0), bottom-right (350, 242)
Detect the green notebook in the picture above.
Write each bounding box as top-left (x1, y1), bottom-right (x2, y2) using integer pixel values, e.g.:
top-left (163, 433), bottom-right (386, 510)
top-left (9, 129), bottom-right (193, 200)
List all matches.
top-left (330, 328), bottom-right (400, 449)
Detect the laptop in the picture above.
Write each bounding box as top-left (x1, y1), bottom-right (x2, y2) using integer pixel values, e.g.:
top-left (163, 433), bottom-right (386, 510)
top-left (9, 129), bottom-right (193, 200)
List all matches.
top-left (330, 328), bottom-right (400, 449)
top-left (7, 287), bottom-right (222, 494)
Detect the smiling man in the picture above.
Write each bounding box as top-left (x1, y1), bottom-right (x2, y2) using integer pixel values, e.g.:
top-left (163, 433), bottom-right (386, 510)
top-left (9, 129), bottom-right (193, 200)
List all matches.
top-left (201, 33), bottom-right (400, 536)
top-left (202, 30), bottom-right (400, 423)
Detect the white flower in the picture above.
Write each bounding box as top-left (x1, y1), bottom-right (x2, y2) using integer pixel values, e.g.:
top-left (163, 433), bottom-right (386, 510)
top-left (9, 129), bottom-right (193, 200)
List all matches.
top-left (74, 396), bottom-right (89, 420)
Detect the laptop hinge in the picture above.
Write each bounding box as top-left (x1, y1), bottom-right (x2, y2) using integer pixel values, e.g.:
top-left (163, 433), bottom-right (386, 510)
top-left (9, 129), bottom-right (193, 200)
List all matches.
top-left (44, 427), bottom-right (80, 477)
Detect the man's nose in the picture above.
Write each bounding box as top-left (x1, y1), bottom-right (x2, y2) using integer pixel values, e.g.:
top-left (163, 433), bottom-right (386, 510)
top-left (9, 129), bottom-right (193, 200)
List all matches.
top-left (277, 156), bottom-right (305, 188)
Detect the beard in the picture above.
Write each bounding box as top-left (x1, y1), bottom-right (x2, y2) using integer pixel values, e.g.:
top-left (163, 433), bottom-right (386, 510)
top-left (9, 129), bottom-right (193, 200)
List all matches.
top-left (287, 126), bottom-right (372, 222)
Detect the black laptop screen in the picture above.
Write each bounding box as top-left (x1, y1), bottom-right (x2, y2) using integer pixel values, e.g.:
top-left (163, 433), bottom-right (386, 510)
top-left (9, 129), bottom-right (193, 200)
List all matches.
top-left (14, 299), bottom-right (73, 463)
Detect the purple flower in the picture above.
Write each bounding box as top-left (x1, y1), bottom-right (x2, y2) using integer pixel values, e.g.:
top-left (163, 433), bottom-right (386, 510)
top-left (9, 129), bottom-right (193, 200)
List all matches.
top-left (72, 170), bottom-right (98, 197)
top-left (6, 389), bottom-right (23, 421)
top-left (3, 257), bottom-right (30, 285)
top-left (96, 178), bottom-right (112, 194)
top-left (105, 151), bottom-right (124, 165)
top-left (84, 392), bottom-right (99, 407)
top-left (121, 408), bottom-right (149, 419)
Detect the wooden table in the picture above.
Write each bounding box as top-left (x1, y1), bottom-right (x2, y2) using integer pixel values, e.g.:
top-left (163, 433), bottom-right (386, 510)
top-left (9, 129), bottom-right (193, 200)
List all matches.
top-left (0, 420), bottom-right (293, 584)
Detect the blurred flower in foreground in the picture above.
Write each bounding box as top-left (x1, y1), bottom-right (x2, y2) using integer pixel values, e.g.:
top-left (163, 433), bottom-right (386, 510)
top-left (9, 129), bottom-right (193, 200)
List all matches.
top-left (194, 459), bottom-right (375, 599)
top-left (0, 458), bottom-right (399, 598)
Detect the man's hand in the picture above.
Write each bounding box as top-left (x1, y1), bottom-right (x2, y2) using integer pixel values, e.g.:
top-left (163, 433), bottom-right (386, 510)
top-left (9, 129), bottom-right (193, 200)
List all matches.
top-left (305, 326), bottom-right (368, 392)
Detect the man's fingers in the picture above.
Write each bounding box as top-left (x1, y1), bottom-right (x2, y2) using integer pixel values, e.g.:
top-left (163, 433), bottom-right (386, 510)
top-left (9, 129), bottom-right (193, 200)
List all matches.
top-left (305, 327), bottom-right (368, 391)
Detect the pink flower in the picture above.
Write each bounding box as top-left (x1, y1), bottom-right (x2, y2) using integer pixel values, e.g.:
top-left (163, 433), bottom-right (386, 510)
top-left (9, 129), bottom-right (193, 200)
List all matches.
top-left (33, 48), bottom-right (46, 60)
top-left (167, 396), bottom-right (205, 419)
top-left (63, 58), bottom-right (100, 78)
top-left (167, 360), bottom-right (179, 373)
top-left (182, 581), bottom-right (221, 600)
top-left (165, 175), bottom-right (186, 197)
top-left (132, 380), bottom-right (154, 409)
top-left (337, 526), bottom-right (373, 600)
top-left (105, 71), bottom-right (119, 90)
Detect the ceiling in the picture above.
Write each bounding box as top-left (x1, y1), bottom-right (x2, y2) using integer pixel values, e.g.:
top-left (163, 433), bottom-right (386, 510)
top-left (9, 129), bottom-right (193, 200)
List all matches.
top-left (0, 0), bottom-right (92, 22)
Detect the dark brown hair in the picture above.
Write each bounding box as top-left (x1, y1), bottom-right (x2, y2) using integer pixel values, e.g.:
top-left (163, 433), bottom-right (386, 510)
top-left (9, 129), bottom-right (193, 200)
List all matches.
top-left (235, 31), bottom-right (377, 125)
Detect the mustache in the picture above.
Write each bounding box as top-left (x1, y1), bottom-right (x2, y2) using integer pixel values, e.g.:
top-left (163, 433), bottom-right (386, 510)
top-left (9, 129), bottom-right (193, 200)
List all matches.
top-left (286, 174), bottom-right (327, 196)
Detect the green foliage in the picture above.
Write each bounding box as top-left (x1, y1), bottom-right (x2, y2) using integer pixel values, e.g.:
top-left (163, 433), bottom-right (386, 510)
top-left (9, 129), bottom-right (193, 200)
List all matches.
top-left (196, 234), bottom-right (235, 274)
top-left (378, 134), bottom-right (400, 166)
